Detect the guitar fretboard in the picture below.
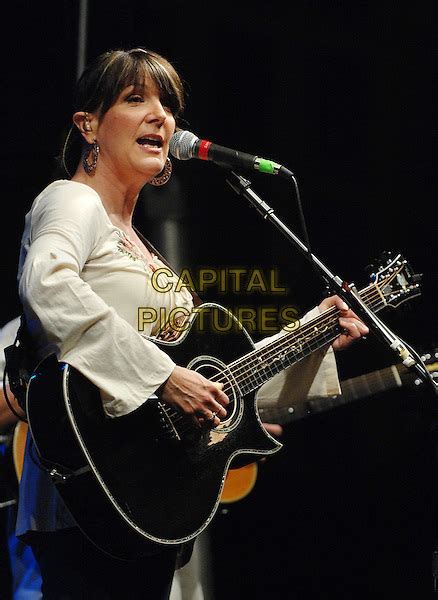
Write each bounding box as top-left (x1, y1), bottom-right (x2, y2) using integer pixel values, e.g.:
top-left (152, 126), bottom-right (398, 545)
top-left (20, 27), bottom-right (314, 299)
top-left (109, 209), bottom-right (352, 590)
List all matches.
top-left (222, 281), bottom-right (386, 395)
top-left (339, 365), bottom-right (404, 400)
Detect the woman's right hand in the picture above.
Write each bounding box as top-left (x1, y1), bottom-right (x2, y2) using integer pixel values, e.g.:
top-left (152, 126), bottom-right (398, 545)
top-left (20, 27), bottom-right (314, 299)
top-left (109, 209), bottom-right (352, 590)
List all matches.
top-left (160, 366), bottom-right (229, 428)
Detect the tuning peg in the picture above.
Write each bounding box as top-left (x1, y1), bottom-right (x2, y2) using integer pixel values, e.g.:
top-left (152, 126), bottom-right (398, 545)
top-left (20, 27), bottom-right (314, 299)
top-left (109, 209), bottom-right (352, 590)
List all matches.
top-left (365, 250), bottom-right (394, 276)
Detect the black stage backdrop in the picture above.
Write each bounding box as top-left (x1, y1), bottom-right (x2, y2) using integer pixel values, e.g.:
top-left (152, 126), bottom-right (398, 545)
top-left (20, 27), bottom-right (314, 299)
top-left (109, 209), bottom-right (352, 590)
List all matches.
top-left (2, 2), bottom-right (438, 598)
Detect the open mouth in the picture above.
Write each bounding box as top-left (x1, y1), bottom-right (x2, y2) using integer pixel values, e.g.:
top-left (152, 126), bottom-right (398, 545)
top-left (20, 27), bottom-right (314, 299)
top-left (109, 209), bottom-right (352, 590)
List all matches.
top-left (136, 136), bottom-right (163, 148)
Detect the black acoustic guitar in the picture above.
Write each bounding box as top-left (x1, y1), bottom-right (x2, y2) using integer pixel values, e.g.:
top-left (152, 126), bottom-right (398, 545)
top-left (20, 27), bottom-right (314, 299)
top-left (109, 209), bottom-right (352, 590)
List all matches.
top-left (25, 253), bottom-right (421, 559)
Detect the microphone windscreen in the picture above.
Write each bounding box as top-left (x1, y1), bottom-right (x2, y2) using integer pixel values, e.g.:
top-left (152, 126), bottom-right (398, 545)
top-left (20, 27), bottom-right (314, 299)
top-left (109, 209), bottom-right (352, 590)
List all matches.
top-left (169, 130), bottom-right (198, 160)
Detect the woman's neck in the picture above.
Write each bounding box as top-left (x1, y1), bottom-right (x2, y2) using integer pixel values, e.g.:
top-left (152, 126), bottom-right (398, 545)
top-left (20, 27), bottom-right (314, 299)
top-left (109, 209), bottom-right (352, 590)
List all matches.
top-left (72, 165), bottom-right (144, 229)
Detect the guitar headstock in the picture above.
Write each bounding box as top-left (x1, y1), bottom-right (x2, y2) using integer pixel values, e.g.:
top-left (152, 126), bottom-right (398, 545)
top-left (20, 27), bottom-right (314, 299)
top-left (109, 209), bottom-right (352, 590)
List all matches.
top-left (419, 348), bottom-right (438, 383)
top-left (367, 251), bottom-right (422, 309)
top-left (397, 347), bottom-right (438, 388)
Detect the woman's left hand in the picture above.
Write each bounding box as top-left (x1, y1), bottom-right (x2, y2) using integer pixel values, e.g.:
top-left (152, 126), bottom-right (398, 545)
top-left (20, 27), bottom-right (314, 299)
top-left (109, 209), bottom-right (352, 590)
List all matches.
top-left (318, 295), bottom-right (369, 351)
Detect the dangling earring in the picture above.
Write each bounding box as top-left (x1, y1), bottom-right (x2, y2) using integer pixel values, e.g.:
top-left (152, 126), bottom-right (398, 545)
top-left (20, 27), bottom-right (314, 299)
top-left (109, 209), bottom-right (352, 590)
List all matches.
top-left (82, 139), bottom-right (100, 175)
top-left (150, 157), bottom-right (172, 186)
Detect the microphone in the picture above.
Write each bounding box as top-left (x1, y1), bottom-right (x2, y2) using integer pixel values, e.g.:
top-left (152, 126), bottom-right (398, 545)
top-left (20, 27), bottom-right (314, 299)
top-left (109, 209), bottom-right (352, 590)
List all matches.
top-left (169, 130), bottom-right (294, 179)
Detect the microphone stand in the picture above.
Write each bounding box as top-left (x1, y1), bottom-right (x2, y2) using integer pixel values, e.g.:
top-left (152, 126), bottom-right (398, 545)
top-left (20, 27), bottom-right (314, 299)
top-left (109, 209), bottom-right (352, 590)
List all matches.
top-left (226, 171), bottom-right (437, 396)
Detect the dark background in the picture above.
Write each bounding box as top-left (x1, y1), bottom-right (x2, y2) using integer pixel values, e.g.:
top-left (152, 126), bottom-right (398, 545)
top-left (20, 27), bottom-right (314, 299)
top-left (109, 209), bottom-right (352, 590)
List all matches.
top-left (2, 1), bottom-right (438, 598)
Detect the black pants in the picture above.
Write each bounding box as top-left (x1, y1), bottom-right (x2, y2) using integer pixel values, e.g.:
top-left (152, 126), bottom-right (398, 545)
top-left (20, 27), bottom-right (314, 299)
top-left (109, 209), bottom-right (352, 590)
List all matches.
top-left (29, 528), bottom-right (178, 599)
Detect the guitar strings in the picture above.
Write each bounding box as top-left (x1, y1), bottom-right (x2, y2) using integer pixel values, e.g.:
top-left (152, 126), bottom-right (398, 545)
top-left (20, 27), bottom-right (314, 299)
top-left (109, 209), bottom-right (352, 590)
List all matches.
top-left (162, 286), bottom-right (383, 430)
top-left (160, 279), bottom-right (389, 428)
top-left (161, 293), bottom-right (370, 432)
top-left (220, 268), bottom-right (401, 385)
top-left (211, 283), bottom-right (385, 391)
top-left (161, 269), bottom-right (401, 432)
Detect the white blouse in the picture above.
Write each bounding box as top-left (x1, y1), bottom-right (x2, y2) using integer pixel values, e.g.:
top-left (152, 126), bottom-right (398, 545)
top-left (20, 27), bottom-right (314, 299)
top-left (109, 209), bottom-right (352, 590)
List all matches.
top-left (18, 180), bottom-right (193, 417)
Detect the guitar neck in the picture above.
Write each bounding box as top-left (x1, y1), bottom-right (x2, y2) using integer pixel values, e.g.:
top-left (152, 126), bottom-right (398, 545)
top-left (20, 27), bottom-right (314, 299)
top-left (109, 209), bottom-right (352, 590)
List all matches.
top-left (229, 281), bottom-right (386, 395)
top-left (341, 364), bottom-right (409, 400)
top-left (307, 364), bottom-right (409, 415)
top-left (260, 360), bottom-right (438, 424)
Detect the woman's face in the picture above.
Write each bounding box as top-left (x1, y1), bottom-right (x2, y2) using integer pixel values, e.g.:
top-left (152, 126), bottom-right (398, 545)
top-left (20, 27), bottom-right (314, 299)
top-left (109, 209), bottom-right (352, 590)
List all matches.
top-left (94, 77), bottom-right (176, 183)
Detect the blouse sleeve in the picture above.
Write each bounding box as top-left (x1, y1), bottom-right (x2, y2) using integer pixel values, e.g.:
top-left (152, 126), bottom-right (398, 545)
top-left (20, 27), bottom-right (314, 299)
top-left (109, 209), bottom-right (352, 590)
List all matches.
top-left (18, 184), bottom-right (176, 417)
top-left (255, 307), bottom-right (341, 409)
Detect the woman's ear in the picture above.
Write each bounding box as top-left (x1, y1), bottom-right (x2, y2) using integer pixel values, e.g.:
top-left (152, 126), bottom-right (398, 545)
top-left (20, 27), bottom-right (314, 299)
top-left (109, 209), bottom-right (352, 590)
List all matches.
top-left (73, 111), bottom-right (95, 142)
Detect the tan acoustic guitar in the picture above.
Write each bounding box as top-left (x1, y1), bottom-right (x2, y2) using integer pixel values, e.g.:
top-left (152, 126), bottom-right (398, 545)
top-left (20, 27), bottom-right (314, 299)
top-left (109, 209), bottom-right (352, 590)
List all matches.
top-left (12, 419), bottom-right (28, 482)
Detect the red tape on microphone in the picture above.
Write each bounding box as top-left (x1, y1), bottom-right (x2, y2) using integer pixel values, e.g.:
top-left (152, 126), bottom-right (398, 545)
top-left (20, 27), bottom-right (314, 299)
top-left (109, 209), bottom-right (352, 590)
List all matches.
top-left (198, 139), bottom-right (212, 161)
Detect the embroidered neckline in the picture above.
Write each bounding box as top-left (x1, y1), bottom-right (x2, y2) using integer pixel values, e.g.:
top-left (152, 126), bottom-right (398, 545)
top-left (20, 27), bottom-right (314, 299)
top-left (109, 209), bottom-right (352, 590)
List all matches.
top-left (115, 230), bottom-right (157, 270)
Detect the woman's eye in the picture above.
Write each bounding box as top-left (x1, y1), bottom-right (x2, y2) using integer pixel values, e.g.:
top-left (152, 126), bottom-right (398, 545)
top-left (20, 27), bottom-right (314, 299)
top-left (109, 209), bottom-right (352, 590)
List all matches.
top-left (127, 95), bottom-right (143, 103)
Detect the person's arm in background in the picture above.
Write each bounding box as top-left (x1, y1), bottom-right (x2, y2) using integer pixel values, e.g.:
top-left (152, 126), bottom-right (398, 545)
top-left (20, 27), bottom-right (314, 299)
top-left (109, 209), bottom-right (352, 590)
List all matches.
top-left (0, 387), bottom-right (24, 432)
top-left (0, 317), bottom-right (24, 432)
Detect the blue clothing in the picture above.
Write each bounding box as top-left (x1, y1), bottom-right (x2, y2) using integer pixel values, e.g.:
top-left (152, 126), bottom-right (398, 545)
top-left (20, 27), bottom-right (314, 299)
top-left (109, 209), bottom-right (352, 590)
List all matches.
top-left (1, 316), bottom-right (42, 599)
top-left (7, 510), bottom-right (42, 600)
top-left (16, 433), bottom-right (75, 540)
top-left (0, 437), bottom-right (41, 599)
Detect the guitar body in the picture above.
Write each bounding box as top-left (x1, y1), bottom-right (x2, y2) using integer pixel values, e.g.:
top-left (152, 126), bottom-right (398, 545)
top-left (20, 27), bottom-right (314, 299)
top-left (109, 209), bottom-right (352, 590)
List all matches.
top-left (26, 304), bottom-right (281, 559)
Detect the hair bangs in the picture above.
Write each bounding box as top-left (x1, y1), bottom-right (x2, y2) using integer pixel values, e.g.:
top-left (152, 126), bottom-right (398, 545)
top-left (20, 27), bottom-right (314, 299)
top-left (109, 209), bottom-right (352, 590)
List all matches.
top-left (115, 49), bottom-right (185, 117)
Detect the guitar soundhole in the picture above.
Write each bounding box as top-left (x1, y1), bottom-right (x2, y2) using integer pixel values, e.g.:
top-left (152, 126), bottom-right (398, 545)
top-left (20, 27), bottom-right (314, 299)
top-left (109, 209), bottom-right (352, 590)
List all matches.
top-left (187, 356), bottom-right (243, 430)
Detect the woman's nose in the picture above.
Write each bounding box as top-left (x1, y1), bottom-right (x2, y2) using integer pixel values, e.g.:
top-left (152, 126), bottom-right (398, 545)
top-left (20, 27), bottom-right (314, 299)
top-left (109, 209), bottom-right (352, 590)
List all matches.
top-left (146, 98), bottom-right (167, 125)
